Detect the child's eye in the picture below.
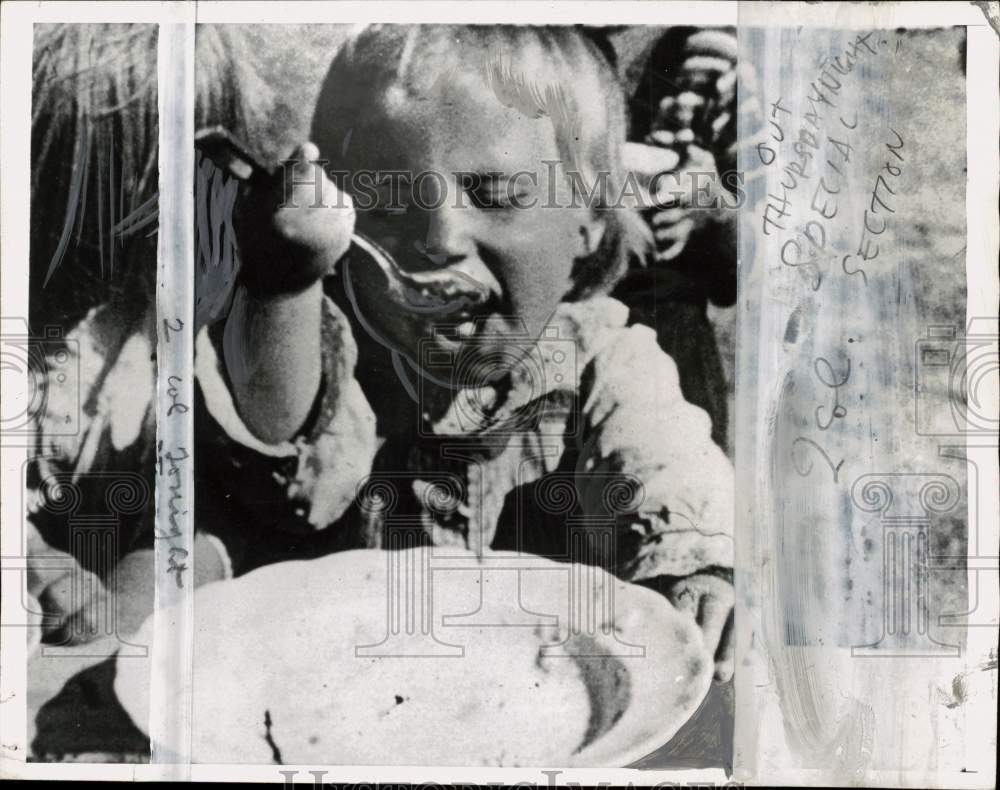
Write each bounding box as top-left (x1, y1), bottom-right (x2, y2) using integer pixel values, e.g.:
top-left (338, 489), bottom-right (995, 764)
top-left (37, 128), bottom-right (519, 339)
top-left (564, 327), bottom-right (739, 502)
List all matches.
top-left (472, 190), bottom-right (511, 210)
top-left (464, 175), bottom-right (529, 211)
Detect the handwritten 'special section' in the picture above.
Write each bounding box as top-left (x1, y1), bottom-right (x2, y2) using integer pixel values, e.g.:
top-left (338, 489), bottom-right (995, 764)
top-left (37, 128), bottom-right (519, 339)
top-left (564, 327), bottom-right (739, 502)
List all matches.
top-left (735, 23), bottom-right (972, 784)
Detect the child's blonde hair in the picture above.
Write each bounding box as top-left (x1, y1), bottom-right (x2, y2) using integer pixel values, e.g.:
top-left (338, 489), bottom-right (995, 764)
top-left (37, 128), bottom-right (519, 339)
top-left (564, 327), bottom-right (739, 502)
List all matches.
top-left (311, 24), bottom-right (650, 297)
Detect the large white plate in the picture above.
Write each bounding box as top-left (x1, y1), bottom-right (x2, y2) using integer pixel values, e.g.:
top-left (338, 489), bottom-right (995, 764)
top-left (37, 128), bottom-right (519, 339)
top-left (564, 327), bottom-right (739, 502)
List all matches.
top-left (114, 548), bottom-right (712, 766)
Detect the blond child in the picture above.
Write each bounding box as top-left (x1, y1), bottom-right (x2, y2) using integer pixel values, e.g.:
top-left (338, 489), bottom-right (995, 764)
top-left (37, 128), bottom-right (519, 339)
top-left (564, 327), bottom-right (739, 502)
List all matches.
top-left (193, 25), bottom-right (736, 679)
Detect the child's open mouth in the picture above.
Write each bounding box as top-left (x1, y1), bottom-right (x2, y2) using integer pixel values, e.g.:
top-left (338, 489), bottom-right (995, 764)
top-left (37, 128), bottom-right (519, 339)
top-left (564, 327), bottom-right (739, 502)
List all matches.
top-left (355, 234), bottom-right (497, 313)
top-left (347, 234), bottom-right (508, 353)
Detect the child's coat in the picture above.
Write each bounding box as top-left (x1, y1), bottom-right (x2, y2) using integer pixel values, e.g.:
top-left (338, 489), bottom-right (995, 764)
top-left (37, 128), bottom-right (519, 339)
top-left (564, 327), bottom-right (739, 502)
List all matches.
top-left (193, 291), bottom-right (733, 580)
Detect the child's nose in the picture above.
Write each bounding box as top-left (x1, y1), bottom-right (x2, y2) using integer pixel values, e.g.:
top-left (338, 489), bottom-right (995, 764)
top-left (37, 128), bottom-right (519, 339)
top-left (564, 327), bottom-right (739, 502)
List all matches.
top-left (420, 203), bottom-right (475, 267)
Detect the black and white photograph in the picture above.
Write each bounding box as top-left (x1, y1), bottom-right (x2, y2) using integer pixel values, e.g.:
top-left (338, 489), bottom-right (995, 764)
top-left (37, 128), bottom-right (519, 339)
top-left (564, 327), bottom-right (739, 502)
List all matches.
top-left (1, 2), bottom-right (997, 786)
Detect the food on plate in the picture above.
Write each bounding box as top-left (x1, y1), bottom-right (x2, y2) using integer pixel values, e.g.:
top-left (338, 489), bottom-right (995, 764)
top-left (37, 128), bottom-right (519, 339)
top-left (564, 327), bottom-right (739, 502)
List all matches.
top-left (114, 548), bottom-right (712, 765)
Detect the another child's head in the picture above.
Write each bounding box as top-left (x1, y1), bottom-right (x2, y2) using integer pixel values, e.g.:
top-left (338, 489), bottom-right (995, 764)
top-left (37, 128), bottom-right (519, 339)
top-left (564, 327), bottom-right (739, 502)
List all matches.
top-left (30, 23), bottom-right (263, 334)
top-left (312, 24), bottom-right (646, 366)
top-left (31, 24), bottom-right (160, 331)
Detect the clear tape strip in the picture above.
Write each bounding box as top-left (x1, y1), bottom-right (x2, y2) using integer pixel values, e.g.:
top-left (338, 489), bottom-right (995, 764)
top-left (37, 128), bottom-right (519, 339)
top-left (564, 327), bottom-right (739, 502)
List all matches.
top-left (734, 3), bottom-right (998, 786)
top-left (150, 13), bottom-right (196, 775)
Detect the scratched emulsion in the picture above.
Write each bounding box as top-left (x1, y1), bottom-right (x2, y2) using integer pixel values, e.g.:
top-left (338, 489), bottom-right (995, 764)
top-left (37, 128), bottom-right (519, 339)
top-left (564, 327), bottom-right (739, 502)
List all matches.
top-left (735, 20), bottom-right (976, 786)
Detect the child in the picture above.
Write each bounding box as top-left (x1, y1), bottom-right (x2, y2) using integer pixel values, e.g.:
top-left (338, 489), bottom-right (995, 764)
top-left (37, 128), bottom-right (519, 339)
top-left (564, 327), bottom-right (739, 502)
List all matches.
top-left (27, 23), bottom-right (269, 644)
top-left (613, 27), bottom-right (745, 452)
top-left (196, 25), bottom-right (736, 679)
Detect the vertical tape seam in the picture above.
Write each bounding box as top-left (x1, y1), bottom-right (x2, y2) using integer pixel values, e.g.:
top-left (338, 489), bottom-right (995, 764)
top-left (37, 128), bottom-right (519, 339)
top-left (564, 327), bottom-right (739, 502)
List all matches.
top-left (152, 11), bottom-right (195, 775)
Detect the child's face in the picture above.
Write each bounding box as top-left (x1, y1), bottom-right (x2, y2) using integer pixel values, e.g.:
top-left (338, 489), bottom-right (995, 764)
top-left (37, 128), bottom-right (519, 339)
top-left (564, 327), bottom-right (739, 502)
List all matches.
top-left (343, 69), bottom-right (604, 367)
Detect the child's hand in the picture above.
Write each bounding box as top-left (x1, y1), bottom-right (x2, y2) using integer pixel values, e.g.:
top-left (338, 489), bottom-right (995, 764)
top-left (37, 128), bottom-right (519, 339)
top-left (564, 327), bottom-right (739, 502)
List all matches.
top-left (651, 30), bottom-right (742, 164)
top-left (645, 144), bottom-right (729, 264)
top-left (664, 572), bottom-right (735, 682)
top-left (25, 523), bottom-right (108, 645)
top-left (235, 142), bottom-right (355, 296)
